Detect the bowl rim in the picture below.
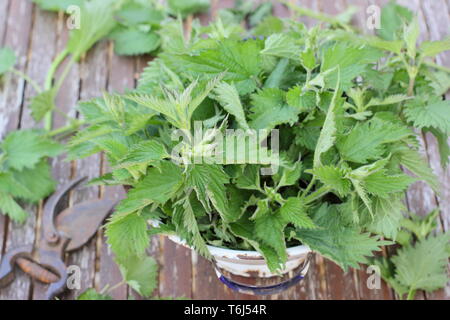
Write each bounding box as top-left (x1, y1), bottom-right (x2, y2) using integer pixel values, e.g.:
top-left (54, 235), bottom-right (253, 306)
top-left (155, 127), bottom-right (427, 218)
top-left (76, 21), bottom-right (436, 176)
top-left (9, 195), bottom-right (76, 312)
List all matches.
top-left (168, 234), bottom-right (311, 260)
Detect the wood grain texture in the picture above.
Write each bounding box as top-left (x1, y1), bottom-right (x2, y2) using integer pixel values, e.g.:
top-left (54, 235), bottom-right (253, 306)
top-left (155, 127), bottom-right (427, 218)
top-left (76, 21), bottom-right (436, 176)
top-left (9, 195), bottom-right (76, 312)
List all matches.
top-left (417, 0), bottom-right (450, 300)
top-left (32, 10), bottom-right (81, 300)
top-left (0, 0), bottom-right (9, 45)
top-left (0, 0), bottom-right (33, 138)
top-left (19, 7), bottom-right (59, 301)
top-left (0, 0), bottom-right (35, 300)
top-left (0, 0), bottom-right (10, 277)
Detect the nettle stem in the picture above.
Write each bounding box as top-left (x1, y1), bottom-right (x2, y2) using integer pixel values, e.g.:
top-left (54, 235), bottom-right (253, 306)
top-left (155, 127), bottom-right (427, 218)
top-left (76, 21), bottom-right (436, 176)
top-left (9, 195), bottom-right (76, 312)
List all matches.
top-left (10, 69), bottom-right (42, 93)
top-left (301, 177), bottom-right (316, 199)
top-left (45, 49), bottom-right (69, 90)
top-left (406, 289), bottom-right (416, 300)
top-left (304, 185), bottom-right (332, 204)
top-left (48, 120), bottom-right (84, 139)
top-left (407, 75), bottom-right (416, 97)
top-left (44, 49), bottom-right (70, 131)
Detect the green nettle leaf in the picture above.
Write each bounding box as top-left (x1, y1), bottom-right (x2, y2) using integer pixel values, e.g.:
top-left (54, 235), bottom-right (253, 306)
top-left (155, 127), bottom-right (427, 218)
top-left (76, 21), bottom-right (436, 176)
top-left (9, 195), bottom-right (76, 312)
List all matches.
top-left (364, 171), bottom-right (415, 197)
top-left (286, 88), bottom-right (316, 112)
top-left (235, 165), bottom-right (261, 191)
top-left (279, 197), bottom-right (315, 229)
top-left (295, 204), bottom-right (390, 271)
top-left (253, 16), bottom-right (284, 36)
top-left (127, 78), bottom-right (219, 129)
top-left (119, 255), bottom-right (158, 298)
top-left (393, 144), bottom-right (440, 193)
top-left (111, 29), bottom-right (161, 56)
top-left (229, 216), bottom-right (284, 272)
top-left (321, 43), bottom-right (382, 89)
top-left (366, 37), bottom-right (403, 54)
top-left (0, 47), bottom-right (16, 75)
top-left (365, 94), bottom-right (410, 108)
top-left (67, 0), bottom-right (117, 60)
top-left (116, 140), bottom-right (169, 169)
top-left (392, 233), bottom-right (450, 293)
top-left (313, 77), bottom-right (340, 168)
top-left (0, 130), bottom-right (62, 171)
top-left (213, 82), bottom-right (249, 129)
top-left (0, 160), bottom-right (56, 203)
top-left (116, 1), bottom-right (165, 26)
top-left (167, 0), bottom-right (210, 16)
top-left (32, 0), bottom-right (85, 12)
top-left (404, 18), bottom-right (419, 59)
top-left (106, 212), bottom-right (150, 260)
top-left (277, 161), bottom-right (302, 188)
top-left (261, 34), bottom-right (301, 60)
top-left (300, 48), bottom-right (316, 70)
top-left (254, 212), bottom-right (287, 267)
top-left (173, 39), bottom-right (261, 84)
top-left (0, 191), bottom-right (28, 223)
top-left (404, 99), bottom-right (450, 134)
top-left (378, 0), bottom-right (412, 41)
top-left (30, 89), bottom-right (56, 122)
top-left (173, 195), bottom-right (210, 258)
top-left (249, 88), bottom-right (299, 130)
top-left (115, 161), bottom-right (183, 215)
top-left (337, 119), bottom-right (411, 163)
top-left (313, 165), bottom-right (351, 197)
top-left (420, 38), bottom-right (450, 57)
top-left (350, 177), bottom-right (373, 216)
top-left (77, 289), bottom-right (113, 300)
top-left (187, 164), bottom-right (235, 222)
top-left (126, 93), bottom-right (179, 127)
top-left (365, 195), bottom-right (405, 240)
top-left (263, 57), bottom-right (289, 88)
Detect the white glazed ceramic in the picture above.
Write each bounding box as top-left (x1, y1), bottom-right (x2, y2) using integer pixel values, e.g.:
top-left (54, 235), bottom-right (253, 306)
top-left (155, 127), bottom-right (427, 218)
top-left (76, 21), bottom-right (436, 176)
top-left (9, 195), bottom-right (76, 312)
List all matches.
top-left (166, 233), bottom-right (311, 278)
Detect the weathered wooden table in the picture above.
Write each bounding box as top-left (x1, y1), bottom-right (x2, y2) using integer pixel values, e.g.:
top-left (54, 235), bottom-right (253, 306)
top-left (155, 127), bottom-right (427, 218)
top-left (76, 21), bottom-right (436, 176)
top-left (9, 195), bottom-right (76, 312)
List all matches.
top-left (0, 0), bottom-right (449, 300)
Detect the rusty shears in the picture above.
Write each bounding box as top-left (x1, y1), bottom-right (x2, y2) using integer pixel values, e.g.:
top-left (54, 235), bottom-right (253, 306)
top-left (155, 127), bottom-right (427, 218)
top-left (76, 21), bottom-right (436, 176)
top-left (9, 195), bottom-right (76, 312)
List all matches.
top-left (0, 177), bottom-right (116, 299)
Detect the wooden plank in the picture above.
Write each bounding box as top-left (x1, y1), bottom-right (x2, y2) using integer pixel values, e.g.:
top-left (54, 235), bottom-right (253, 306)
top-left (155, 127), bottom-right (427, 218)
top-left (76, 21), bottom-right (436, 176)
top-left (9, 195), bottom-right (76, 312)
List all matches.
top-left (0, 0), bottom-right (9, 45)
top-left (417, 0), bottom-right (450, 300)
top-left (0, 0), bottom-right (35, 300)
top-left (31, 10), bottom-right (80, 300)
top-left (273, 0), bottom-right (291, 18)
top-left (0, 0), bottom-right (10, 283)
top-left (16, 7), bottom-right (59, 301)
top-left (61, 40), bottom-right (109, 300)
top-left (96, 48), bottom-right (135, 300)
top-left (159, 238), bottom-right (194, 298)
top-left (0, 0), bottom-right (34, 138)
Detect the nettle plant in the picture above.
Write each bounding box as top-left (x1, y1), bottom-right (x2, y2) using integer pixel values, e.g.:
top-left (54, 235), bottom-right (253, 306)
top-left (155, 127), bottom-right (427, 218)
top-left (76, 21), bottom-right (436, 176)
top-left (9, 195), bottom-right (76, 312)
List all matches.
top-left (69, 3), bottom-right (450, 298)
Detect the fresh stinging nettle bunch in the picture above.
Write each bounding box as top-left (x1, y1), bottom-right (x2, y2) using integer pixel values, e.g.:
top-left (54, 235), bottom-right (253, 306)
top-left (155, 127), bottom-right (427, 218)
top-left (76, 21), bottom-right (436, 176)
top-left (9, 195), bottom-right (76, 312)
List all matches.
top-left (68, 3), bottom-right (450, 295)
